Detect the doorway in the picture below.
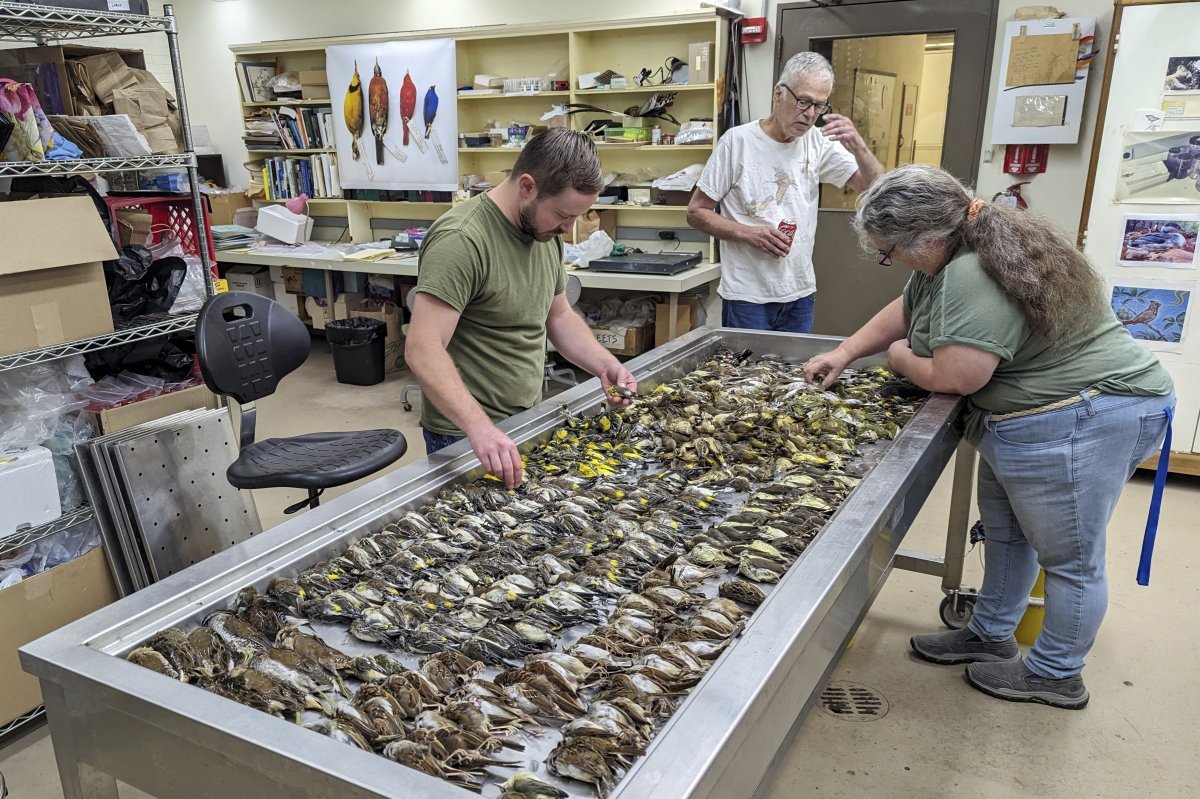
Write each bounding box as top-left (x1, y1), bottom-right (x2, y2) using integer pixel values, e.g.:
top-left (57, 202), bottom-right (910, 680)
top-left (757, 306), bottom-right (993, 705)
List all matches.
top-left (776, 0), bottom-right (997, 335)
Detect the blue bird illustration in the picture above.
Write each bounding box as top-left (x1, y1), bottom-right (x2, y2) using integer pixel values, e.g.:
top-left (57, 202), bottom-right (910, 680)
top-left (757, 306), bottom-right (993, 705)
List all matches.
top-left (1128, 223), bottom-right (1187, 252)
top-left (423, 85), bottom-right (438, 139)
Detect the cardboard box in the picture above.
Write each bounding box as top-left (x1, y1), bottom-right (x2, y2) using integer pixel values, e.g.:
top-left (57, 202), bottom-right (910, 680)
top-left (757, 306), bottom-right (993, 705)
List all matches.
top-left (268, 265), bottom-right (304, 294)
top-left (225, 265), bottom-right (276, 300)
top-left (590, 323), bottom-right (654, 357)
top-left (650, 187), bottom-right (692, 206)
top-left (0, 44), bottom-right (145, 116)
top-left (204, 192), bottom-right (251, 227)
top-left (298, 69), bottom-right (330, 100)
top-left (689, 41), bottom-right (714, 85)
top-left (1, 546), bottom-right (119, 725)
top-left (348, 301), bottom-right (404, 374)
top-left (304, 292), bottom-right (362, 330)
top-left (91, 385), bottom-right (220, 435)
top-left (0, 196), bottom-right (116, 358)
top-left (655, 298), bottom-right (705, 347)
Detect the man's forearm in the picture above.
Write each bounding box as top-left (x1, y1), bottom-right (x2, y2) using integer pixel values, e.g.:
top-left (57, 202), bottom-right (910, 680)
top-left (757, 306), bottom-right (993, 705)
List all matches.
top-left (406, 339), bottom-right (492, 435)
top-left (686, 204), bottom-right (745, 244)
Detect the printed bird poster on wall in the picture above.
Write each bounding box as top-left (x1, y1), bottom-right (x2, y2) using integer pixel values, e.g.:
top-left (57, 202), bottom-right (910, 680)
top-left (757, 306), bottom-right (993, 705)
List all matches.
top-left (325, 39), bottom-right (457, 191)
top-left (1119, 215), bottom-right (1199, 268)
top-left (1110, 281), bottom-right (1192, 352)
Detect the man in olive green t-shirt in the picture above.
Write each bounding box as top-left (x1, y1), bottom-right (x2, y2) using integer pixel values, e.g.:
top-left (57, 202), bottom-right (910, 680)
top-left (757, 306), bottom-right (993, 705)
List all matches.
top-left (405, 129), bottom-right (636, 488)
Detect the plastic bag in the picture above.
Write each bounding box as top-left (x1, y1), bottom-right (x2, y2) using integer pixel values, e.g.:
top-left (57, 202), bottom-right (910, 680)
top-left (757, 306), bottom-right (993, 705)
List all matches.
top-left (106, 244), bottom-right (187, 322)
top-left (0, 357), bottom-right (91, 453)
top-left (652, 163), bottom-right (705, 191)
top-left (152, 238), bottom-right (207, 315)
top-left (563, 230), bottom-right (615, 269)
top-left (267, 71), bottom-right (301, 92)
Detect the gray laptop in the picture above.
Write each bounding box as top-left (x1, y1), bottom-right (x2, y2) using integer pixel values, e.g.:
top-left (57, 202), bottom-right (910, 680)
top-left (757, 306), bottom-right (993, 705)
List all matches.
top-left (588, 251), bottom-right (703, 275)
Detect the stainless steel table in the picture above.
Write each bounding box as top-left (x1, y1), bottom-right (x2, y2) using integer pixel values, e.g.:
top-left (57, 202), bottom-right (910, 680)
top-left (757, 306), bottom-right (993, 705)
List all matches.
top-left (22, 328), bottom-right (965, 799)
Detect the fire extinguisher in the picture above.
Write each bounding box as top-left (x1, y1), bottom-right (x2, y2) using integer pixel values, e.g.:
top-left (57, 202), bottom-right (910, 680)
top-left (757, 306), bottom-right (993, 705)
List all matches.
top-left (1004, 144), bottom-right (1049, 175)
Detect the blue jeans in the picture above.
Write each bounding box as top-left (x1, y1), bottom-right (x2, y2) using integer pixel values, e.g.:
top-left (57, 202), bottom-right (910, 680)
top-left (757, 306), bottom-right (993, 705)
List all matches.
top-left (722, 295), bottom-right (815, 333)
top-left (967, 390), bottom-right (1175, 679)
top-left (422, 428), bottom-right (464, 455)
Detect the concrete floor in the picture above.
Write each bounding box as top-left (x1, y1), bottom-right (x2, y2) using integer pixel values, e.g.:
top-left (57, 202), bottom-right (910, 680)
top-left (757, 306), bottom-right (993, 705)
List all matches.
top-left (3, 341), bottom-right (1198, 798)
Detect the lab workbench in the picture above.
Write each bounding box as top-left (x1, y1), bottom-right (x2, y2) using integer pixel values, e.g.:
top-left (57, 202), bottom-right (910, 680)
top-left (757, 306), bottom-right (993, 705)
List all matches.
top-left (215, 247), bottom-right (722, 341)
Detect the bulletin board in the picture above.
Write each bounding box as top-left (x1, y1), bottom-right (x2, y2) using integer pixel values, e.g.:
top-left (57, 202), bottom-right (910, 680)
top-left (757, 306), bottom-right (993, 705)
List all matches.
top-left (990, 17), bottom-right (1097, 144)
top-left (1078, 0), bottom-right (1200, 463)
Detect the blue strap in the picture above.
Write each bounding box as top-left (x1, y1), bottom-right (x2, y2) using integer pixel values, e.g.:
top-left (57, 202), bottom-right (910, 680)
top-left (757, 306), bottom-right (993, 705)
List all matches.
top-left (1137, 405), bottom-right (1173, 586)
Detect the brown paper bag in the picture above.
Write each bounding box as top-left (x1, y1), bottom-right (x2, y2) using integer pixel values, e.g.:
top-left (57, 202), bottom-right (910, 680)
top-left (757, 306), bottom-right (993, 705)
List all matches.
top-left (571, 209), bottom-right (616, 244)
top-left (76, 52), bottom-right (138, 105)
top-left (112, 84), bottom-right (179, 153)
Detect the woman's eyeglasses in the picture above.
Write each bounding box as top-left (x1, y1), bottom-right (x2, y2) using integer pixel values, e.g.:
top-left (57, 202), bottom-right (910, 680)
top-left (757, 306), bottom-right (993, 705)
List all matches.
top-left (877, 245), bottom-right (896, 266)
top-left (780, 84), bottom-right (833, 115)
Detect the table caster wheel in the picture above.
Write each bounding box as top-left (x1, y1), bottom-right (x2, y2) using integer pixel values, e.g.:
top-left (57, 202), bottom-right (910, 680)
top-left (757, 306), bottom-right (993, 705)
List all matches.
top-left (939, 594), bottom-right (975, 629)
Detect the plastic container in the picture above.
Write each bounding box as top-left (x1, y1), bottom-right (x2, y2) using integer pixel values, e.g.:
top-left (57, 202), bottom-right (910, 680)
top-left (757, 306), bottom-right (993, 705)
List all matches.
top-left (325, 318), bottom-right (387, 386)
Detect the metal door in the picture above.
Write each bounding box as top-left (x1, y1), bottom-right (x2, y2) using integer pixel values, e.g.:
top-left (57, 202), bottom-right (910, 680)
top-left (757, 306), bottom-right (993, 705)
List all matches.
top-left (776, 0), bottom-right (998, 335)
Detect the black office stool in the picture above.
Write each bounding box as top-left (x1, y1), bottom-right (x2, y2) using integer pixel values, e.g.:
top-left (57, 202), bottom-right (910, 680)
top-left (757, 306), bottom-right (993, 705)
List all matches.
top-left (196, 291), bottom-right (408, 514)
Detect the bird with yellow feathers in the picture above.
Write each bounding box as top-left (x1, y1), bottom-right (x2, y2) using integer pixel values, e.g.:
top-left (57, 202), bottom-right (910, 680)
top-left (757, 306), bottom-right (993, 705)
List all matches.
top-left (343, 60), bottom-right (364, 160)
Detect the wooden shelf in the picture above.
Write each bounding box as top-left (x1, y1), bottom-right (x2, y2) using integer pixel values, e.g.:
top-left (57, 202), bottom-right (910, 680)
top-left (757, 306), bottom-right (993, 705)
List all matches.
top-left (247, 148), bottom-right (336, 155)
top-left (591, 203), bottom-right (689, 212)
top-left (574, 83), bottom-right (715, 95)
top-left (456, 90), bottom-right (570, 100)
top-left (458, 147), bottom-right (522, 153)
top-left (593, 142), bottom-right (713, 150)
top-left (255, 197), bottom-right (347, 204)
top-left (243, 100), bottom-right (332, 107)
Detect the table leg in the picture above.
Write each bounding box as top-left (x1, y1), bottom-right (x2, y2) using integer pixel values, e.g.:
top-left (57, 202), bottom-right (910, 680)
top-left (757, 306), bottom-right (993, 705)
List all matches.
top-left (324, 272), bottom-right (336, 321)
top-left (941, 440), bottom-right (976, 593)
top-left (42, 684), bottom-right (119, 799)
top-left (668, 293), bottom-right (679, 341)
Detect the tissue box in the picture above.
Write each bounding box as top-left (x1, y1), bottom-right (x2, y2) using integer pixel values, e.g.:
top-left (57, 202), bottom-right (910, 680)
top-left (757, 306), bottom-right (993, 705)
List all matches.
top-left (0, 446), bottom-right (61, 537)
top-left (255, 204), bottom-right (314, 244)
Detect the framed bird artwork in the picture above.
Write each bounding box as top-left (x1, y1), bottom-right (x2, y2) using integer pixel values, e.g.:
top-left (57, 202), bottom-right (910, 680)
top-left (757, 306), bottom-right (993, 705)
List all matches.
top-left (325, 39), bottom-right (459, 191)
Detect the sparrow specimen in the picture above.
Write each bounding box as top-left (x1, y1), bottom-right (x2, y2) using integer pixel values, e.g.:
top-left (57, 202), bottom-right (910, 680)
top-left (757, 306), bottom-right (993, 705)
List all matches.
top-left (368, 58), bottom-right (389, 165)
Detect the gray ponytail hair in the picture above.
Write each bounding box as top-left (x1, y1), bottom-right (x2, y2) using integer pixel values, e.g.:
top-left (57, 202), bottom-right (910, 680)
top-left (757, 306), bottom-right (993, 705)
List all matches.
top-left (853, 164), bottom-right (1104, 341)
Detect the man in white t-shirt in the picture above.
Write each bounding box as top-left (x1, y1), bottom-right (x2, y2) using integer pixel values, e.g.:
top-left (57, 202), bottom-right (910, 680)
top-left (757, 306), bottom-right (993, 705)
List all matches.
top-left (687, 52), bottom-right (883, 332)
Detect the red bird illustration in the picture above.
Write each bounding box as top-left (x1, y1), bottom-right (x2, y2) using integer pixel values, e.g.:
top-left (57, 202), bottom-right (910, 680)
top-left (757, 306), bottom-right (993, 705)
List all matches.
top-left (368, 58), bottom-right (389, 165)
top-left (400, 71), bottom-right (417, 146)
top-left (1120, 300), bottom-right (1161, 328)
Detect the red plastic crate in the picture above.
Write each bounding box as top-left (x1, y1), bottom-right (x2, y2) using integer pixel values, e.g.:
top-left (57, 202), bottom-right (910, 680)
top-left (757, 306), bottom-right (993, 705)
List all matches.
top-left (103, 195), bottom-right (217, 273)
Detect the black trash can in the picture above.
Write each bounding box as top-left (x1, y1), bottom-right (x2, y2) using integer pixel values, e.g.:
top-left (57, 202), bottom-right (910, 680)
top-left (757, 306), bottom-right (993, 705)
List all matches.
top-left (326, 317), bottom-right (387, 386)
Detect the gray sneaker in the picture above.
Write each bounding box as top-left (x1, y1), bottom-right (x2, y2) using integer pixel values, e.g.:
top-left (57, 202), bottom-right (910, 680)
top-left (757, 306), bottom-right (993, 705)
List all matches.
top-left (966, 658), bottom-right (1089, 709)
top-left (910, 627), bottom-right (1020, 665)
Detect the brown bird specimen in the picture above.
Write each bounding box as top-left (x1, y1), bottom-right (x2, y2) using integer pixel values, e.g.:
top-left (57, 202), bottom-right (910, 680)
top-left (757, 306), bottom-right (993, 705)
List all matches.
top-left (1121, 300), bottom-right (1161, 327)
top-left (368, 58), bottom-right (389, 165)
top-left (400, 70), bottom-right (417, 146)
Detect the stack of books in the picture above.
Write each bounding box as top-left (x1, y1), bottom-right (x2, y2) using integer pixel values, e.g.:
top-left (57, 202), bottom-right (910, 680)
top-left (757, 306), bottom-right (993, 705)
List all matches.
top-left (270, 106), bottom-right (336, 150)
top-left (211, 225), bottom-right (259, 250)
top-left (261, 153), bottom-right (342, 200)
top-left (243, 118), bottom-right (282, 151)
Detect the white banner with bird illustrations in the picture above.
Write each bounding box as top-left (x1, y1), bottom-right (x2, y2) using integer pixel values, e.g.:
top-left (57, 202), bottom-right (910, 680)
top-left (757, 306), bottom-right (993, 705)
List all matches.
top-left (326, 39), bottom-right (458, 191)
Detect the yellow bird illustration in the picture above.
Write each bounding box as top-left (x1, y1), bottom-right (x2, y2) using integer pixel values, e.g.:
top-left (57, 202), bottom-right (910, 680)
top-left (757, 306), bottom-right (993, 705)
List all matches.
top-left (343, 60), bottom-right (364, 161)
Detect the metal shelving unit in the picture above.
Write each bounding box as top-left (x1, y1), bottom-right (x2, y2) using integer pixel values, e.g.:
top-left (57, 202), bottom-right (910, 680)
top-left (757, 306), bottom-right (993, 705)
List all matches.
top-left (0, 1), bottom-right (211, 743)
top-left (0, 507), bottom-right (94, 553)
top-left (0, 314), bottom-right (198, 373)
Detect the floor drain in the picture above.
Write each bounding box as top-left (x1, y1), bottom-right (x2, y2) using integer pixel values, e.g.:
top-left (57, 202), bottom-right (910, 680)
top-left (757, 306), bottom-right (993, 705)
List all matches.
top-left (818, 680), bottom-right (889, 722)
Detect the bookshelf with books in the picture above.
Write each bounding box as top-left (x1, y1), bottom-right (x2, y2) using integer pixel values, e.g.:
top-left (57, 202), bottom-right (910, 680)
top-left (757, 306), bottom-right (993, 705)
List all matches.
top-left (230, 11), bottom-right (724, 242)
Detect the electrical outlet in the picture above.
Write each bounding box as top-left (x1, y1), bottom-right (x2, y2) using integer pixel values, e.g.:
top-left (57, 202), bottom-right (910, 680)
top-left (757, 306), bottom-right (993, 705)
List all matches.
top-left (658, 230), bottom-right (677, 240)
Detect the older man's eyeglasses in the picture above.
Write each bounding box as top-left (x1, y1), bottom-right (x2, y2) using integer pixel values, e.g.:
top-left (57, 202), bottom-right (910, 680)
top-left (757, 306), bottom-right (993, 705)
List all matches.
top-left (780, 84), bottom-right (833, 115)
top-left (877, 245), bottom-right (896, 266)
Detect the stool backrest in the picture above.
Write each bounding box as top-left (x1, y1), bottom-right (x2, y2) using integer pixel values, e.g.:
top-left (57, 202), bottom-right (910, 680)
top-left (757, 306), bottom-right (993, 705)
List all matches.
top-left (196, 291), bottom-right (310, 404)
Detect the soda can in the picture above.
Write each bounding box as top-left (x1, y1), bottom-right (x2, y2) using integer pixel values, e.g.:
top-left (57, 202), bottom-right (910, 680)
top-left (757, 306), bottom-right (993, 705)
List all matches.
top-left (778, 218), bottom-right (797, 243)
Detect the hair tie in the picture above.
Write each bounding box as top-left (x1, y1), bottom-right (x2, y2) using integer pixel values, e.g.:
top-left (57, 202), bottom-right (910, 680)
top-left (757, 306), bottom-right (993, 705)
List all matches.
top-left (967, 198), bottom-right (986, 223)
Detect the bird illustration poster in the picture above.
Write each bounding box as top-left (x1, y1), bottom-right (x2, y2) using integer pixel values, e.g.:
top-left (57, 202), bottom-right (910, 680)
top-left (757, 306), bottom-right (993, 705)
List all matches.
top-left (1116, 131), bottom-right (1200, 204)
top-left (1110, 281), bottom-right (1192, 351)
top-left (326, 39), bottom-right (458, 191)
top-left (1119, 215), bottom-right (1198, 268)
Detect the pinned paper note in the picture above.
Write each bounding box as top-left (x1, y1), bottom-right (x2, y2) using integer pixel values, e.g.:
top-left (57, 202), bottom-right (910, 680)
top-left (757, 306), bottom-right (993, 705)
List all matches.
top-left (1161, 94), bottom-right (1200, 119)
top-left (1013, 95), bottom-right (1068, 127)
top-left (1005, 32), bottom-right (1078, 87)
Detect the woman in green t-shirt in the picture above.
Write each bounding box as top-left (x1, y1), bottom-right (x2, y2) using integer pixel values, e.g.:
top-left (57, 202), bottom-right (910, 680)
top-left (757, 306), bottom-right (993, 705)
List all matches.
top-left (805, 164), bottom-right (1175, 710)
